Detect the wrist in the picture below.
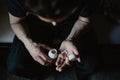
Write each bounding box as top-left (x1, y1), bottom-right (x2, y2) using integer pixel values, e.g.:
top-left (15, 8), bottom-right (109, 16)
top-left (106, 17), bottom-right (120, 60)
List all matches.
top-left (22, 37), bottom-right (34, 47)
top-left (65, 38), bottom-right (73, 42)
top-left (78, 16), bottom-right (90, 23)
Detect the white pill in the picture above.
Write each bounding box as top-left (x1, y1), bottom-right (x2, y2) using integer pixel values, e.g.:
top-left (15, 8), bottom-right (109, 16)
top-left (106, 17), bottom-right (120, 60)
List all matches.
top-left (48, 49), bottom-right (58, 59)
top-left (68, 54), bottom-right (76, 61)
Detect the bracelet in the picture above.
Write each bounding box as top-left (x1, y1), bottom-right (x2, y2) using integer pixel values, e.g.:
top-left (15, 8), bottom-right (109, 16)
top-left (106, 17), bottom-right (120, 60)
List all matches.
top-left (78, 17), bottom-right (89, 23)
top-left (78, 19), bottom-right (89, 23)
top-left (65, 39), bottom-right (72, 41)
top-left (61, 50), bottom-right (68, 54)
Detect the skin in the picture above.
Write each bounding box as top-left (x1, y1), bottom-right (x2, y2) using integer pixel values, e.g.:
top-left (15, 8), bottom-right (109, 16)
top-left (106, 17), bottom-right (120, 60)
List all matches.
top-left (56, 17), bottom-right (89, 72)
top-left (8, 10), bottom-right (89, 71)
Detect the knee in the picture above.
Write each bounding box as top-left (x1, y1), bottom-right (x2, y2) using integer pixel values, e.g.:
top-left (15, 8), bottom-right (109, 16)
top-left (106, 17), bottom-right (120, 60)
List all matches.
top-left (7, 60), bottom-right (21, 75)
top-left (7, 63), bottom-right (16, 74)
top-left (75, 57), bottom-right (97, 74)
top-left (110, 26), bottom-right (120, 44)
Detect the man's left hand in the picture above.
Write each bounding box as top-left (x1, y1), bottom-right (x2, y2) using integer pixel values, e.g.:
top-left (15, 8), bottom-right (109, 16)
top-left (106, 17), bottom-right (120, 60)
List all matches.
top-left (55, 40), bottom-right (81, 72)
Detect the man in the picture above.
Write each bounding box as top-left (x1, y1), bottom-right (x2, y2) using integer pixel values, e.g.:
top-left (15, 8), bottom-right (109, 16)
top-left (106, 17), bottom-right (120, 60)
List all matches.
top-left (7, 0), bottom-right (98, 80)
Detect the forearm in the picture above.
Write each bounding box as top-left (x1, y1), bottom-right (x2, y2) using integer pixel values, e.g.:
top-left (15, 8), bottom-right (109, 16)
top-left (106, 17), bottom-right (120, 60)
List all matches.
top-left (10, 23), bottom-right (32, 45)
top-left (9, 13), bottom-right (33, 46)
top-left (66, 16), bottom-right (89, 40)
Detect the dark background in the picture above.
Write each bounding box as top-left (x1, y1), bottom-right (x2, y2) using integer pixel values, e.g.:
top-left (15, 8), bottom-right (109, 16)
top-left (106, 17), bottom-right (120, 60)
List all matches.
top-left (0, 0), bottom-right (120, 80)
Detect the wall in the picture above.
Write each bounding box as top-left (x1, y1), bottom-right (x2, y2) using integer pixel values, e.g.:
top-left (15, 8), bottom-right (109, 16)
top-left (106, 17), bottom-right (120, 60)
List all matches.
top-left (0, 0), bottom-right (14, 43)
top-left (92, 0), bottom-right (120, 44)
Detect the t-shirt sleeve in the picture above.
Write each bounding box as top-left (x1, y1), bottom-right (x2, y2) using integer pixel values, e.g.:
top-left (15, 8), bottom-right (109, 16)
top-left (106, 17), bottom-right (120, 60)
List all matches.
top-left (7, 0), bottom-right (27, 17)
top-left (79, 0), bottom-right (99, 17)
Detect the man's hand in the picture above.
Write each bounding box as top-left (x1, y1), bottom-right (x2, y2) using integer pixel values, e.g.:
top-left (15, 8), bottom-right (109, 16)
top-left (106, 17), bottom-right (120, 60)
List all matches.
top-left (55, 51), bottom-right (70, 72)
top-left (60, 40), bottom-right (80, 62)
top-left (25, 40), bottom-right (53, 66)
top-left (55, 40), bottom-right (81, 72)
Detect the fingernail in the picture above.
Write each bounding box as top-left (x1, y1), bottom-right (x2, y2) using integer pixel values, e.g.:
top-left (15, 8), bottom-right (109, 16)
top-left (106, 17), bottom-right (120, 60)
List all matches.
top-left (56, 68), bottom-right (59, 71)
top-left (55, 62), bottom-right (58, 66)
top-left (78, 58), bottom-right (81, 62)
top-left (55, 63), bottom-right (57, 66)
top-left (59, 69), bottom-right (62, 72)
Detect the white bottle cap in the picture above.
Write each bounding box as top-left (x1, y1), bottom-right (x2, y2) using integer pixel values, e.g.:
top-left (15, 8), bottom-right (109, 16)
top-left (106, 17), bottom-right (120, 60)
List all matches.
top-left (68, 54), bottom-right (76, 61)
top-left (48, 49), bottom-right (58, 59)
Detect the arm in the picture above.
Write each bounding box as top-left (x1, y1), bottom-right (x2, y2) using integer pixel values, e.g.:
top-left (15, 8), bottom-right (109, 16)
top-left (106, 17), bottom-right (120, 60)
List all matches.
top-left (9, 13), bottom-right (52, 66)
top-left (56, 16), bottom-right (90, 72)
top-left (9, 13), bottom-right (29, 43)
top-left (67, 16), bottom-right (89, 40)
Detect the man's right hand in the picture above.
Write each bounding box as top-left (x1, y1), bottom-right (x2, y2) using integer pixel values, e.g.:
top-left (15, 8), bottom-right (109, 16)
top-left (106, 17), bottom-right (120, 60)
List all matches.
top-left (8, 13), bottom-right (53, 66)
top-left (24, 40), bottom-right (53, 66)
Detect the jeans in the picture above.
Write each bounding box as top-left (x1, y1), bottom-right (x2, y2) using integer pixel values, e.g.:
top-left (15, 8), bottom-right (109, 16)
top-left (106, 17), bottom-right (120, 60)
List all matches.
top-left (110, 23), bottom-right (120, 44)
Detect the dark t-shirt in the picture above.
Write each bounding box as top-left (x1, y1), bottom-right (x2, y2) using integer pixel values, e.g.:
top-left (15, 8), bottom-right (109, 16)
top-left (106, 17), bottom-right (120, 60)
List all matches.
top-left (7, 0), bottom-right (98, 18)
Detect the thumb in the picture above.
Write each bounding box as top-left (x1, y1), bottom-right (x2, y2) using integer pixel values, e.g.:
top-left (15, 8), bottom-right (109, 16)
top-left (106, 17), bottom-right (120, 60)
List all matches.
top-left (77, 55), bottom-right (81, 62)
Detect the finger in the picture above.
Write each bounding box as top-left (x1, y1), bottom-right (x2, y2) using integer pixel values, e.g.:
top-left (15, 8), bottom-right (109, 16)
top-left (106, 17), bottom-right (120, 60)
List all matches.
top-left (57, 56), bottom-right (68, 72)
top-left (55, 55), bottom-right (62, 66)
top-left (72, 48), bottom-right (79, 56)
top-left (56, 58), bottom-right (64, 68)
top-left (44, 46), bottom-right (51, 51)
top-left (39, 56), bottom-right (51, 66)
top-left (77, 56), bottom-right (81, 62)
top-left (35, 56), bottom-right (45, 65)
top-left (71, 48), bottom-right (81, 62)
top-left (58, 53), bottom-right (67, 67)
top-left (58, 61), bottom-right (67, 72)
top-left (41, 55), bottom-right (53, 63)
top-left (65, 57), bottom-right (70, 66)
top-left (56, 55), bottom-right (65, 70)
top-left (41, 44), bottom-right (51, 50)
top-left (39, 53), bottom-right (52, 63)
